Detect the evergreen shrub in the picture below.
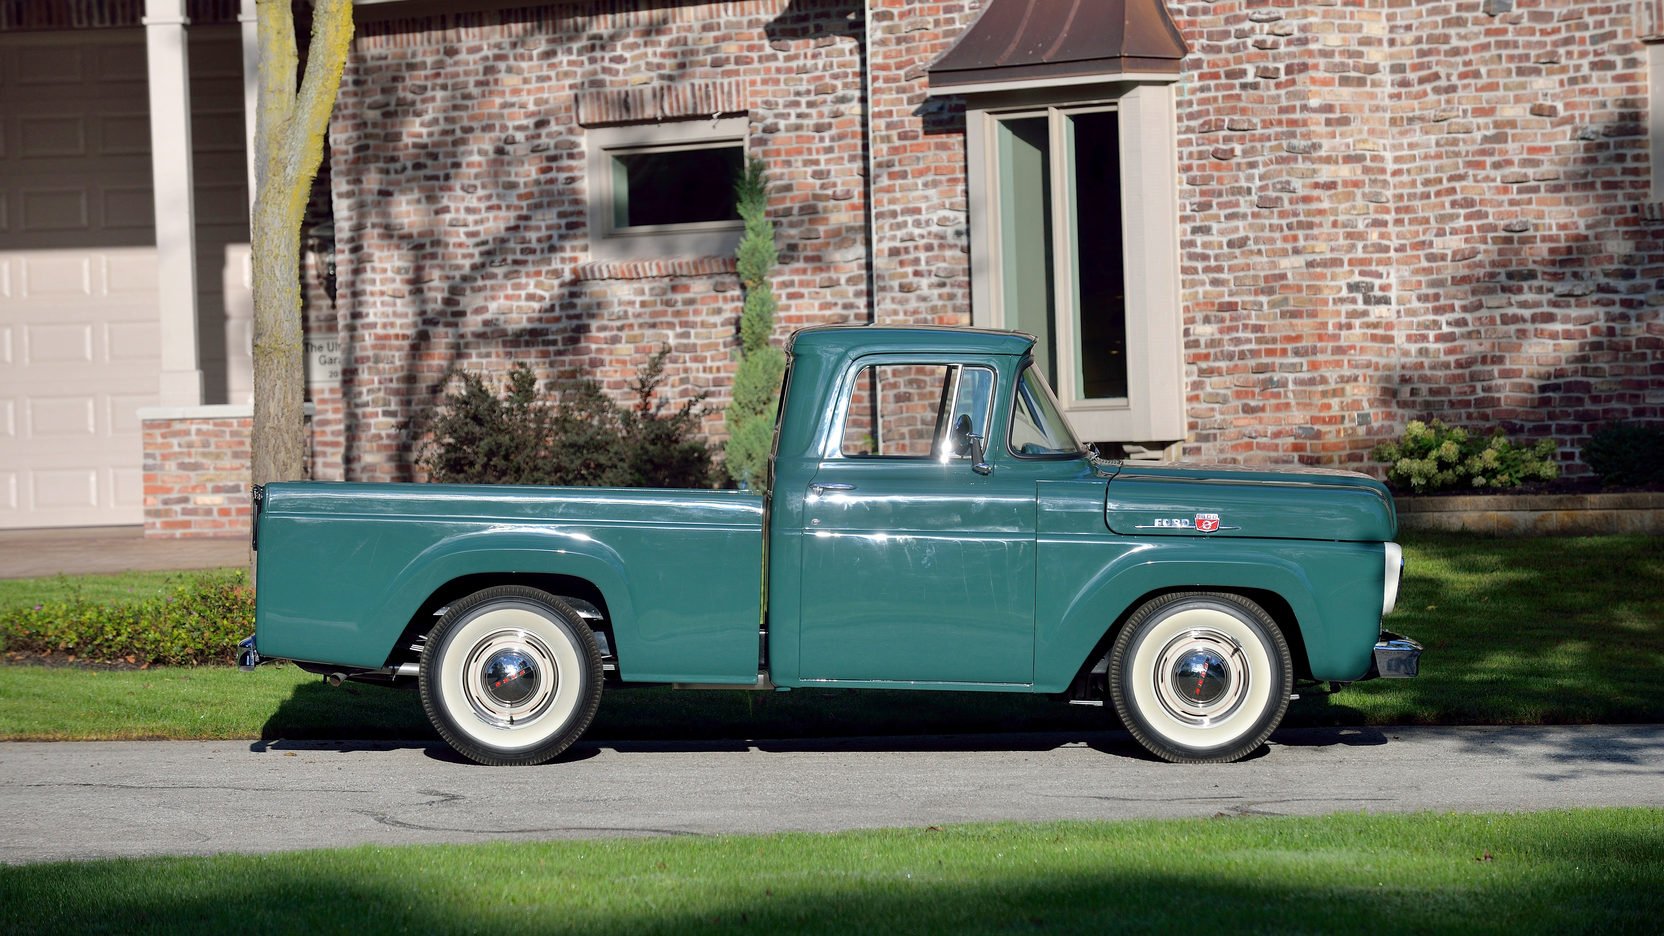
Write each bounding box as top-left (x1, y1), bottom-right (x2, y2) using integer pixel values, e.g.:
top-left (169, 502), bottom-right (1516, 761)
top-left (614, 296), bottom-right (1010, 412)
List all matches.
top-left (416, 350), bottom-right (714, 489)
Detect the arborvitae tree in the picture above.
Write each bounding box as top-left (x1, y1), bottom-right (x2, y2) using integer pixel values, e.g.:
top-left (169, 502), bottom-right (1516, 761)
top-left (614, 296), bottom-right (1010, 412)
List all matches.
top-left (724, 158), bottom-right (785, 490)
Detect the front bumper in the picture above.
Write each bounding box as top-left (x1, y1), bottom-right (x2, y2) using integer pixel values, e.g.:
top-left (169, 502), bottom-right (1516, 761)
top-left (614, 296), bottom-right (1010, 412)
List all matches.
top-left (1366, 631), bottom-right (1422, 679)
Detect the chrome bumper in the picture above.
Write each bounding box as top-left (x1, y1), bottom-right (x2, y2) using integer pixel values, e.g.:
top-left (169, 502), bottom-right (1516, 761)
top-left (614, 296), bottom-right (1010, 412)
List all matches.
top-left (1367, 631), bottom-right (1422, 679)
top-left (237, 634), bottom-right (263, 672)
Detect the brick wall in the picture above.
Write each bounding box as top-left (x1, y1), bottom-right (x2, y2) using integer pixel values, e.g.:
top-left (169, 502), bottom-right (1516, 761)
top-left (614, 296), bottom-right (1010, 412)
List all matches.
top-left (142, 410), bottom-right (255, 538)
top-left (326, 0), bottom-right (1663, 479)
top-left (333, 0), bottom-right (888, 482)
top-left (1381, 0), bottom-right (1662, 469)
top-left (1169, 0), bottom-right (1663, 470)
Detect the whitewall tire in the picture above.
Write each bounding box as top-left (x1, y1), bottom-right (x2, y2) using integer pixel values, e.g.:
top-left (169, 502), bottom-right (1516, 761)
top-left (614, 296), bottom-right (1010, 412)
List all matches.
top-left (1108, 591), bottom-right (1292, 764)
top-left (419, 586), bottom-right (603, 766)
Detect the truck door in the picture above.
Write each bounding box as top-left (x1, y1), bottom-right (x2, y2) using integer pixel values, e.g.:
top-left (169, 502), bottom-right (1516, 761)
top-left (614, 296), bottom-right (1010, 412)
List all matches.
top-left (797, 360), bottom-right (1037, 684)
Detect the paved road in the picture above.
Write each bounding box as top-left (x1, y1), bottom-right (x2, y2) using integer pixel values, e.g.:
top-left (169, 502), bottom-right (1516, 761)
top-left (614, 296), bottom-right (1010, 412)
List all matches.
top-left (3, 725), bottom-right (1662, 865)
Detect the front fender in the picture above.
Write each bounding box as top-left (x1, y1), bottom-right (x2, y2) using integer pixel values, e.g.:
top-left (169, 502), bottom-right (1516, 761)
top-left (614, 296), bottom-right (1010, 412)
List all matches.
top-left (1034, 538), bottom-right (1386, 690)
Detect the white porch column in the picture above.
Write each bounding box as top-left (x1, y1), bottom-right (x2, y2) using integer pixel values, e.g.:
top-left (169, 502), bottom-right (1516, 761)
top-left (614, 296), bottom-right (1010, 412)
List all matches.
top-left (143, 0), bottom-right (204, 406)
top-left (240, 0), bottom-right (259, 213)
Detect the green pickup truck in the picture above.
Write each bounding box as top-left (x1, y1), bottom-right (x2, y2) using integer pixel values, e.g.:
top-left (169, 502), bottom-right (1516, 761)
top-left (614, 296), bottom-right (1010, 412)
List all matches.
top-left (246, 325), bottom-right (1417, 766)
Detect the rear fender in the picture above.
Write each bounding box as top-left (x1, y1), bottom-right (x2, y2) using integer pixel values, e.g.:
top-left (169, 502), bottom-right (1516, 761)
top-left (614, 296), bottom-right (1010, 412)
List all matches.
top-left (372, 529), bottom-right (634, 669)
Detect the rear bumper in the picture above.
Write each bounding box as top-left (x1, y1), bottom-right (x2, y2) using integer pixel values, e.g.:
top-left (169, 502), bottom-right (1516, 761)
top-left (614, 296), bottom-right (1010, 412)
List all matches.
top-left (237, 634), bottom-right (263, 672)
top-left (1365, 631), bottom-right (1422, 679)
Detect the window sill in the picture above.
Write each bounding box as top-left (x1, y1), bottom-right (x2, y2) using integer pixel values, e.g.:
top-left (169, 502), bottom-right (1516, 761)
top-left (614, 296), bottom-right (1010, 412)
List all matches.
top-left (571, 256), bottom-right (738, 282)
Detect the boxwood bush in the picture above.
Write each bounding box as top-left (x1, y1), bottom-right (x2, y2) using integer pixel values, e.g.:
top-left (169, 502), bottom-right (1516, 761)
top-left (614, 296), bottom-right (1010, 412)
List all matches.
top-left (1372, 419), bottom-right (1559, 493)
top-left (1582, 422), bottom-right (1664, 487)
top-left (0, 570), bottom-right (253, 666)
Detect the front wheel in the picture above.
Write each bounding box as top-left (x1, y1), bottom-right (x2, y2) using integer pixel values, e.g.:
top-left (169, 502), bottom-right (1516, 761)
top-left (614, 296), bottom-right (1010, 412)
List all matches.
top-left (1108, 592), bottom-right (1292, 764)
top-left (419, 586), bottom-right (603, 766)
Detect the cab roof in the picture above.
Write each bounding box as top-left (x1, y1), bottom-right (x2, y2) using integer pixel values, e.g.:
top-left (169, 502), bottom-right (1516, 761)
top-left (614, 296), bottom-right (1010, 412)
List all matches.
top-left (787, 324), bottom-right (1037, 357)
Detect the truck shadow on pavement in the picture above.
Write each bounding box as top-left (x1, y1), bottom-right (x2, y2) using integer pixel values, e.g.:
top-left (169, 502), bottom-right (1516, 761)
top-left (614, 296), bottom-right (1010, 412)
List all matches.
top-left (255, 677), bottom-right (1406, 764)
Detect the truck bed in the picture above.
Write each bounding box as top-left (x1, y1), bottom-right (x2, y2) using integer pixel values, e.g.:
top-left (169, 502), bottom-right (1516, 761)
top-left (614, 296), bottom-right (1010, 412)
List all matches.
top-left (254, 482), bottom-right (766, 682)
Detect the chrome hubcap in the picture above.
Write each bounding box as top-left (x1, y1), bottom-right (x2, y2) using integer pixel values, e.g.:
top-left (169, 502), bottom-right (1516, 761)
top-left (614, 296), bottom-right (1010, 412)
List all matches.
top-left (1150, 628), bottom-right (1249, 726)
top-left (462, 630), bottom-right (560, 728)
top-left (1170, 647), bottom-right (1230, 706)
top-left (481, 649), bottom-right (538, 707)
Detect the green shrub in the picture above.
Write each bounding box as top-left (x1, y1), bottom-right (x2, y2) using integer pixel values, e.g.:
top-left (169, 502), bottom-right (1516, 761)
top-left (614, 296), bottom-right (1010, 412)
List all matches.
top-left (0, 570), bottom-right (254, 665)
top-left (1372, 419), bottom-right (1559, 493)
top-left (724, 157), bottom-right (786, 491)
top-left (416, 349), bottom-right (715, 489)
top-left (1582, 422), bottom-right (1664, 487)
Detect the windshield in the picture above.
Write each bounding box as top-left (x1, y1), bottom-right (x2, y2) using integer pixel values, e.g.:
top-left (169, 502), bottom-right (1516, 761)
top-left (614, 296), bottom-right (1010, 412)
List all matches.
top-left (1009, 364), bottom-right (1082, 457)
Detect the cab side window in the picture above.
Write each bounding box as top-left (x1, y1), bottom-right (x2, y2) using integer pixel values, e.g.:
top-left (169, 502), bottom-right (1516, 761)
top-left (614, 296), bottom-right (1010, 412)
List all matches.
top-left (838, 364), bottom-right (994, 459)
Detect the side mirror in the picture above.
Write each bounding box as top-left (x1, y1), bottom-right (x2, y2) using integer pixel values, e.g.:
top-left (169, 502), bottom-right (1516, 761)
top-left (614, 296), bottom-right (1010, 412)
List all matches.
top-left (950, 414), bottom-right (993, 476)
top-left (950, 413), bottom-right (974, 456)
top-left (969, 435), bottom-right (992, 475)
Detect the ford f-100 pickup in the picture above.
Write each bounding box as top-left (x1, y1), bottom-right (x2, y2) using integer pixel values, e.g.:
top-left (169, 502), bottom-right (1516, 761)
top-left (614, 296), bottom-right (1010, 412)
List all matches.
top-left (245, 325), bottom-right (1419, 765)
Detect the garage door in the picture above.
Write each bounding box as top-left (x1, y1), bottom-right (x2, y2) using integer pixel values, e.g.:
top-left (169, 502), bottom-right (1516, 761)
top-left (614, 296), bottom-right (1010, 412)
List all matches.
top-left (0, 31), bottom-right (158, 529)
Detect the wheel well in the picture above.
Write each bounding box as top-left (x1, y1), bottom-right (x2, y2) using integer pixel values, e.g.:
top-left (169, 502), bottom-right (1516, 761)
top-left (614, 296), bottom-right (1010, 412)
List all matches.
top-left (381, 573), bottom-right (613, 669)
top-left (1066, 585), bottom-right (1312, 698)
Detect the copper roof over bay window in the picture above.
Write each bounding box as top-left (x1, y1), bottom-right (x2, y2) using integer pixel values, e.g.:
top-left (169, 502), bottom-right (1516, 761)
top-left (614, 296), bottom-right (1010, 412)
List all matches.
top-left (928, 0), bottom-right (1188, 93)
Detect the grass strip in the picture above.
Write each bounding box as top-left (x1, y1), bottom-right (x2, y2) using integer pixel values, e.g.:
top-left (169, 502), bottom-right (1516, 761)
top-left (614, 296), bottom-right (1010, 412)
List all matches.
top-left (0, 569), bottom-right (230, 615)
top-left (1, 810), bottom-right (1659, 934)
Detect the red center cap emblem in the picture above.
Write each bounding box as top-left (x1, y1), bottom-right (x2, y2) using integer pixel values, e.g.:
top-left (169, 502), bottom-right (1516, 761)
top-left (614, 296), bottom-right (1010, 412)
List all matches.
top-left (1195, 513), bottom-right (1221, 533)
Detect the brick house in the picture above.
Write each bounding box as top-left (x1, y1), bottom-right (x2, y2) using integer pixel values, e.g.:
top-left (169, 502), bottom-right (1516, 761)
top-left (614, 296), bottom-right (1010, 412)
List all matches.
top-left (5, 1), bottom-right (1661, 536)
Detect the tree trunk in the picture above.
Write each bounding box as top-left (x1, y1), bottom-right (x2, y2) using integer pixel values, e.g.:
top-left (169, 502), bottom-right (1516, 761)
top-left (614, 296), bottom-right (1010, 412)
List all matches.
top-left (251, 0), bottom-right (353, 490)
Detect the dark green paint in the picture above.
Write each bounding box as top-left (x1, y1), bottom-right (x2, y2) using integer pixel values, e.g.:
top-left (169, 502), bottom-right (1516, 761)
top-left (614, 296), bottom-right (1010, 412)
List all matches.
top-left (254, 326), bottom-right (1400, 693)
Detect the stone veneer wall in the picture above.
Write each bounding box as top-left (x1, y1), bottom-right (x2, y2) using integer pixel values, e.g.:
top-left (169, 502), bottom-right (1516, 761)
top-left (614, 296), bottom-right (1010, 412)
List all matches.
top-left (325, 0), bottom-right (1663, 482)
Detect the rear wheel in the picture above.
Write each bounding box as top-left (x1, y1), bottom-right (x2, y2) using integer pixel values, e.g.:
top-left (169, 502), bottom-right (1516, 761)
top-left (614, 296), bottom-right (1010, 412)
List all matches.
top-left (1108, 591), bottom-right (1292, 764)
top-left (419, 586), bottom-right (603, 766)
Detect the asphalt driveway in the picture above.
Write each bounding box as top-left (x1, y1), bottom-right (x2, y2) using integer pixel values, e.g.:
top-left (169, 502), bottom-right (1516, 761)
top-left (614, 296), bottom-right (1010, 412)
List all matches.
top-left (3, 724), bottom-right (1662, 865)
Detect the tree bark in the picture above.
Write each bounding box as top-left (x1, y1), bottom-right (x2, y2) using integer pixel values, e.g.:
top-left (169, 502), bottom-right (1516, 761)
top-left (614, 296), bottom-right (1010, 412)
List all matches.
top-left (251, 0), bottom-right (353, 489)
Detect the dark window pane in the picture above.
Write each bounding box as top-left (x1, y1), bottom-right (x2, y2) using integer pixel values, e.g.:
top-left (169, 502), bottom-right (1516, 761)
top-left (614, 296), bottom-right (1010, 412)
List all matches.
top-left (612, 146), bottom-right (743, 228)
top-left (1069, 111), bottom-right (1127, 400)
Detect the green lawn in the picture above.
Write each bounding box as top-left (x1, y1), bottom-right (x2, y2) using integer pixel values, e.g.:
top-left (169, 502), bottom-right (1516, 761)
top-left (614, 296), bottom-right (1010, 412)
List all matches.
top-left (0, 533), bottom-right (1659, 742)
top-left (0, 568), bottom-right (224, 614)
top-left (1, 810), bottom-right (1659, 934)
top-left (1291, 533), bottom-right (1663, 727)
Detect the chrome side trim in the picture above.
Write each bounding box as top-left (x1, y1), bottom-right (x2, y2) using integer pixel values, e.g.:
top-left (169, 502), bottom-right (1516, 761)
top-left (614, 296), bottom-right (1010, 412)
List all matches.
top-left (672, 672), bottom-right (776, 691)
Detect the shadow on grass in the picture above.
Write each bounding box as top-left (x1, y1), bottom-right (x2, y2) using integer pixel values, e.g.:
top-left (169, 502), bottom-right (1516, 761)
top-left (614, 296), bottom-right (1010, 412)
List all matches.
top-left (4, 814), bottom-right (1661, 935)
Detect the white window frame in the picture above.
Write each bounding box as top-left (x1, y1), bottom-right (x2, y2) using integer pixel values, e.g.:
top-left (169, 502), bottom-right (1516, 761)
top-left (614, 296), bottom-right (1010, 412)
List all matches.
top-left (1650, 38), bottom-right (1664, 202)
top-left (585, 117), bottom-right (747, 262)
top-left (965, 82), bottom-right (1184, 444)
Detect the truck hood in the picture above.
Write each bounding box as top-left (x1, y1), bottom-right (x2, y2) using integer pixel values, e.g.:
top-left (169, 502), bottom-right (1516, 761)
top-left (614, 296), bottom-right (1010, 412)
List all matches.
top-left (1104, 462), bottom-right (1397, 542)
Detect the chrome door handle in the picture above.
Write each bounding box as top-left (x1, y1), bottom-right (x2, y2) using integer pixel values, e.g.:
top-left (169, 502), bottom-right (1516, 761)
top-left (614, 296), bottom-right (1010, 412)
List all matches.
top-left (809, 482), bottom-right (856, 496)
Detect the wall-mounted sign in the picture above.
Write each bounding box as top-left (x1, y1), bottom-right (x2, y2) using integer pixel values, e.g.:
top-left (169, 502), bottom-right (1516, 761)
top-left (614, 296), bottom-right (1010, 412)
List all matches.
top-left (305, 335), bottom-right (342, 387)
